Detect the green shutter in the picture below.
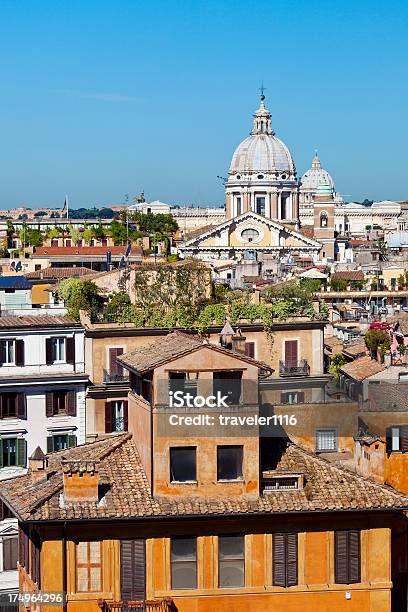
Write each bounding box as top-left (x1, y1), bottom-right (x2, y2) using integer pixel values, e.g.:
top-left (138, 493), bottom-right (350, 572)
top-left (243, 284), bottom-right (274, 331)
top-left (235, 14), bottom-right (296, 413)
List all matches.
top-left (47, 437), bottom-right (54, 454)
top-left (16, 438), bottom-right (27, 468)
top-left (67, 435), bottom-right (77, 448)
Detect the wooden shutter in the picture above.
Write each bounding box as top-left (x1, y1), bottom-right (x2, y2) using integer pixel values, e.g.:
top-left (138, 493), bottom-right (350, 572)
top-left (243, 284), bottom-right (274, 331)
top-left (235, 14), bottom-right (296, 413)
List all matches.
top-left (400, 426), bottom-right (408, 452)
top-left (286, 533), bottom-right (298, 586)
top-left (17, 393), bottom-right (27, 419)
top-left (297, 392), bottom-right (305, 403)
top-left (16, 438), bottom-right (27, 468)
top-left (67, 391), bottom-right (76, 416)
top-left (4, 537), bottom-right (18, 571)
top-left (245, 342), bottom-right (255, 358)
top-left (334, 531), bottom-right (349, 584)
top-left (348, 530), bottom-right (361, 584)
top-left (123, 401), bottom-right (128, 432)
top-left (47, 437), bottom-right (54, 453)
top-left (67, 434), bottom-right (77, 448)
top-left (109, 348), bottom-right (124, 376)
top-left (45, 338), bottom-right (53, 365)
top-left (272, 533), bottom-right (287, 587)
top-left (105, 402), bottom-right (112, 433)
top-left (285, 341), bottom-right (298, 366)
top-left (15, 339), bottom-right (25, 366)
top-left (0, 500), bottom-right (4, 521)
top-left (0, 340), bottom-right (5, 366)
top-left (0, 394), bottom-right (3, 419)
top-left (120, 539), bottom-right (146, 601)
top-left (66, 337), bottom-right (75, 364)
top-left (45, 392), bottom-right (54, 417)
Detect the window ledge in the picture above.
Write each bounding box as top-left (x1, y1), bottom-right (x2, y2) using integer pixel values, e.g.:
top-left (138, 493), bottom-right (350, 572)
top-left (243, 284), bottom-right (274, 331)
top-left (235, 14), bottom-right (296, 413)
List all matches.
top-left (170, 480), bottom-right (198, 485)
top-left (217, 478), bottom-right (245, 483)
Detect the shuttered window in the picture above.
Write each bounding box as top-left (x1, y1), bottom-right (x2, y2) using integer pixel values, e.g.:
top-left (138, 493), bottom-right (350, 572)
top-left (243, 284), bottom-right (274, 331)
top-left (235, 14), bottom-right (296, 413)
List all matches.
top-left (334, 530), bottom-right (361, 584)
top-left (3, 536), bottom-right (18, 571)
top-left (76, 542), bottom-right (103, 592)
top-left (171, 537), bottom-right (197, 589)
top-left (105, 401), bottom-right (128, 433)
top-left (109, 348), bottom-right (124, 378)
top-left (272, 533), bottom-right (298, 587)
top-left (244, 342), bottom-right (255, 358)
top-left (45, 391), bottom-right (76, 417)
top-left (120, 540), bottom-right (146, 601)
top-left (218, 535), bottom-right (245, 588)
top-left (284, 341), bottom-right (298, 367)
top-left (0, 438), bottom-right (27, 468)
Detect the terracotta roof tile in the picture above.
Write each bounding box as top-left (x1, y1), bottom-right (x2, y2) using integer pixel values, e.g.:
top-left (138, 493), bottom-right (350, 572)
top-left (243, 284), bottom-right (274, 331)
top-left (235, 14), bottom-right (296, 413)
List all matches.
top-left (33, 246), bottom-right (143, 257)
top-left (1, 434), bottom-right (407, 523)
top-left (331, 271), bottom-right (365, 281)
top-left (25, 267), bottom-right (94, 279)
top-left (339, 355), bottom-right (386, 381)
top-left (0, 316), bottom-right (79, 328)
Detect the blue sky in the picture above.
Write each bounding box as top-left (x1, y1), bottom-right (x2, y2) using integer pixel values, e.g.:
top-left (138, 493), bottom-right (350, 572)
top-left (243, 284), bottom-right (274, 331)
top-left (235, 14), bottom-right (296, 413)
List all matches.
top-left (0, 0), bottom-right (407, 209)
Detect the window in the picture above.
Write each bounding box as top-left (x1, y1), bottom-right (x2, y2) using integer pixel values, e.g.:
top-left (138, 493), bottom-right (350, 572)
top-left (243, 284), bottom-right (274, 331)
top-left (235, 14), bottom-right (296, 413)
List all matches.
top-left (108, 347), bottom-right (124, 380)
top-left (244, 342), bottom-right (255, 358)
top-left (387, 426), bottom-right (408, 452)
top-left (320, 212), bottom-right (328, 228)
top-left (241, 228), bottom-right (259, 243)
top-left (76, 541), bottom-right (103, 592)
top-left (0, 393), bottom-right (17, 418)
top-left (218, 535), bottom-right (245, 587)
top-left (170, 537), bottom-right (197, 589)
top-left (280, 391), bottom-right (305, 405)
top-left (217, 446), bottom-right (243, 481)
top-left (236, 197), bottom-right (242, 216)
top-left (334, 530), bottom-right (361, 584)
top-left (105, 400), bottom-right (128, 433)
top-left (3, 536), bottom-right (18, 571)
top-left (52, 337), bottom-right (65, 362)
top-left (1, 340), bottom-right (14, 365)
top-left (47, 433), bottom-right (77, 453)
top-left (168, 372), bottom-right (198, 402)
top-left (0, 336), bottom-right (24, 366)
top-left (170, 447), bottom-right (196, 482)
top-left (213, 371), bottom-right (242, 405)
top-left (315, 429), bottom-right (337, 452)
top-left (272, 533), bottom-right (298, 587)
top-left (0, 438), bottom-right (27, 468)
top-left (46, 391), bottom-right (76, 417)
top-left (255, 197), bottom-right (265, 216)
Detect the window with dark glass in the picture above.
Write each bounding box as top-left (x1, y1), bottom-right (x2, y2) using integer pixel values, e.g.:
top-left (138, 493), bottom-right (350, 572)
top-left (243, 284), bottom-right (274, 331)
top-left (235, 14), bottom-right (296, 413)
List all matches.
top-left (272, 533), bottom-right (298, 587)
top-left (255, 197), bottom-right (265, 216)
top-left (334, 530), bottom-right (361, 584)
top-left (170, 537), bottom-right (197, 589)
top-left (47, 433), bottom-right (77, 453)
top-left (213, 371), bottom-right (242, 405)
top-left (170, 447), bottom-right (196, 482)
top-left (217, 446), bottom-right (243, 481)
top-left (218, 535), bottom-right (245, 587)
top-left (0, 437), bottom-right (27, 468)
top-left (3, 536), bottom-right (18, 571)
top-left (0, 393), bottom-right (17, 418)
top-left (45, 391), bottom-right (76, 417)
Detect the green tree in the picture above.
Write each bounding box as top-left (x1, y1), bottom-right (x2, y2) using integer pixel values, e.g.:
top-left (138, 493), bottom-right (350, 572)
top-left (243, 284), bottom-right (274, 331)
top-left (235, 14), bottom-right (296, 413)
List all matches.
top-left (47, 227), bottom-right (60, 241)
top-left (328, 353), bottom-right (347, 382)
top-left (67, 224), bottom-right (81, 246)
top-left (82, 227), bottom-right (93, 245)
top-left (329, 278), bottom-right (348, 292)
top-left (109, 220), bottom-right (128, 245)
top-left (364, 329), bottom-right (391, 356)
top-left (58, 279), bottom-right (101, 321)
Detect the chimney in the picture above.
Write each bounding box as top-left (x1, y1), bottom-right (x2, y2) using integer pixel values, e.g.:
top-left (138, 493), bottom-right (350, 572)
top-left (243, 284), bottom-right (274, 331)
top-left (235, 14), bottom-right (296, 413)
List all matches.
top-left (232, 329), bottom-right (247, 354)
top-left (61, 460), bottom-right (100, 503)
top-left (29, 447), bottom-right (47, 484)
top-left (219, 321), bottom-right (235, 349)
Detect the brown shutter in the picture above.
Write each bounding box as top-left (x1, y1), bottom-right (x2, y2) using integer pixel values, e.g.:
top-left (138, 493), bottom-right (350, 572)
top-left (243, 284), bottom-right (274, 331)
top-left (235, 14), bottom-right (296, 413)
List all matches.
top-left (15, 339), bottom-right (25, 366)
top-left (400, 426), bottom-right (408, 452)
top-left (45, 392), bottom-right (54, 417)
top-left (286, 533), bottom-right (298, 586)
top-left (0, 501), bottom-right (4, 521)
top-left (66, 337), bottom-right (75, 364)
top-left (67, 391), bottom-right (76, 416)
top-left (123, 400), bottom-right (128, 432)
top-left (285, 341), bottom-right (298, 367)
top-left (298, 392), bottom-right (305, 403)
top-left (0, 394), bottom-right (2, 419)
top-left (105, 402), bottom-right (112, 433)
top-left (335, 531), bottom-right (349, 584)
top-left (0, 340), bottom-right (5, 366)
top-left (272, 533), bottom-right (287, 587)
top-left (109, 347), bottom-right (124, 376)
top-left (45, 338), bottom-right (53, 365)
top-left (17, 393), bottom-right (27, 419)
top-left (120, 539), bottom-right (146, 601)
top-left (245, 342), bottom-right (255, 358)
top-left (348, 531), bottom-right (361, 584)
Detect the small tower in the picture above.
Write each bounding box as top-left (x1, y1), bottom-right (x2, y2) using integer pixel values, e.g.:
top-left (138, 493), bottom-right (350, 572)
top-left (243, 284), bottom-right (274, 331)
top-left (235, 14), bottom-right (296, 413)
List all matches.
top-left (313, 182), bottom-right (336, 261)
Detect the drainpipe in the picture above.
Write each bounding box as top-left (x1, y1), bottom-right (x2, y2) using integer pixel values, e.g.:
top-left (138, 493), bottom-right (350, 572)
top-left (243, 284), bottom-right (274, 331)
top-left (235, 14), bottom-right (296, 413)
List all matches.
top-left (62, 522), bottom-right (67, 612)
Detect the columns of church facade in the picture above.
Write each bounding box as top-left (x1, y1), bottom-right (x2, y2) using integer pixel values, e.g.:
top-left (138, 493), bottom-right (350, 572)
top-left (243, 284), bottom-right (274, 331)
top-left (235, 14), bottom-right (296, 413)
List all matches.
top-left (271, 189), bottom-right (278, 219)
top-left (225, 192), bottom-right (232, 219)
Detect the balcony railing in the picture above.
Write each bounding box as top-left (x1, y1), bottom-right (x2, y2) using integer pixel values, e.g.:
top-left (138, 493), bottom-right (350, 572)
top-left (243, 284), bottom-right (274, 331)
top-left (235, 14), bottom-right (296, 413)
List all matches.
top-left (103, 369), bottom-right (130, 384)
top-left (279, 359), bottom-right (310, 377)
top-left (98, 599), bottom-right (176, 612)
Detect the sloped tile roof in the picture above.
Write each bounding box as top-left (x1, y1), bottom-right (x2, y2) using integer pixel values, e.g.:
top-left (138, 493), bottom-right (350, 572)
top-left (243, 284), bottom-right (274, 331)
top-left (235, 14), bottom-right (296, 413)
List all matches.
top-left (331, 271), bottom-right (365, 281)
top-left (25, 267), bottom-right (94, 279)
top-left (1, 433), bottom-right (407, 523)
top-left (0, 316), bottom-right (79, 329)
top-left (118, 331), bottom-right (272, 374)
top-left (339, 355), bottom-right (386, 381)
top-left (33, 246), bottom-right (143, 257)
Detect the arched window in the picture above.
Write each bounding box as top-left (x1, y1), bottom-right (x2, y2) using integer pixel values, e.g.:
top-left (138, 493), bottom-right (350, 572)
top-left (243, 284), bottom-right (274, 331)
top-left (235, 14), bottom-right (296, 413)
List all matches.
top-left (320, 212), bottom-right (328, 228)
top-left (241, 228), bottom-right (260, 243)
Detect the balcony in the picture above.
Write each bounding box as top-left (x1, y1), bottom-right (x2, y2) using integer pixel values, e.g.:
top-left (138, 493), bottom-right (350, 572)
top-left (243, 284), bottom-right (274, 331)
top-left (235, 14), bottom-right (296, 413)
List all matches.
top-left (279, 359), bottom-right (310, 377)
top-left (98, 599), bottom-right (176, 612)
top-left (103, 369), bottom-right (130, 384)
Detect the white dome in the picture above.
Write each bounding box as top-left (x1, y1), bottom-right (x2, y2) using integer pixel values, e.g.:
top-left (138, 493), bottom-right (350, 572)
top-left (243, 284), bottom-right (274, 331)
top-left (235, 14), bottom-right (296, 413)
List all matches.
top-left (228, 96), bottom-right (296, 179)
top-left (229, 133), bottom-right (295, 174)
top-left (301, 153), bottom-right (335, 190)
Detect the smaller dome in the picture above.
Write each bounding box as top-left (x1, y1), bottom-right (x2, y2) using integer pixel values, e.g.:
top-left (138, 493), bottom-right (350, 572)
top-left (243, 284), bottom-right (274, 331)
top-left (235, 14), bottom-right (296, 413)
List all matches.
top-left (301, 153), bottom-right (335, 190)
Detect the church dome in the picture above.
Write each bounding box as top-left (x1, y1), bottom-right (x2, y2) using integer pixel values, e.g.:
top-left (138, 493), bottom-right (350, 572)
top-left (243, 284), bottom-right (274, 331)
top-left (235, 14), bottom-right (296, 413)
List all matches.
top-left (228, 96), bottom-right (296, 178)
top-left (301, 153), bottom-right (335, 190)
